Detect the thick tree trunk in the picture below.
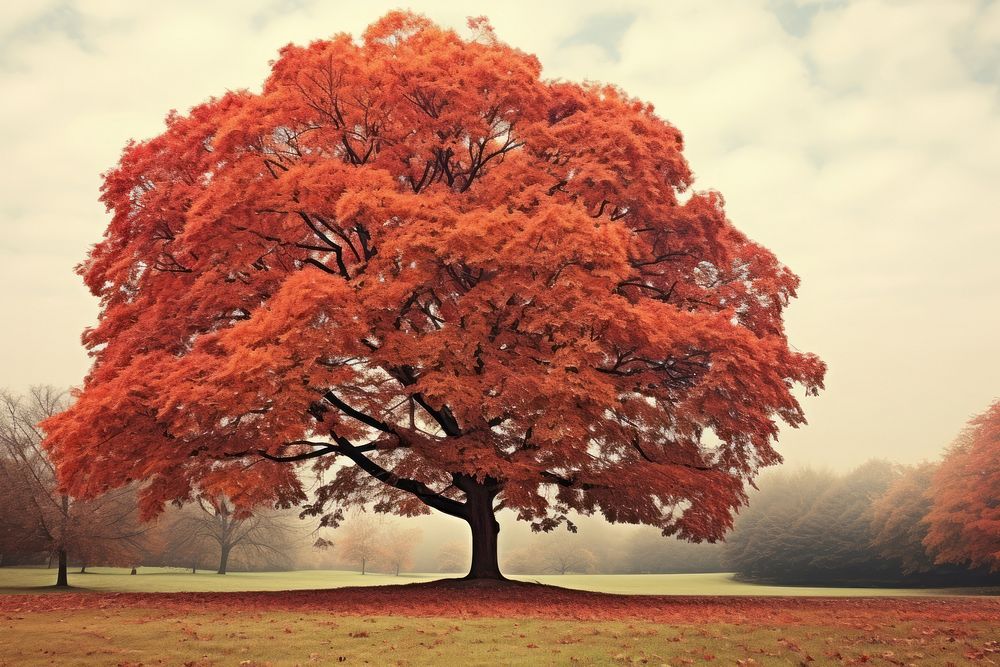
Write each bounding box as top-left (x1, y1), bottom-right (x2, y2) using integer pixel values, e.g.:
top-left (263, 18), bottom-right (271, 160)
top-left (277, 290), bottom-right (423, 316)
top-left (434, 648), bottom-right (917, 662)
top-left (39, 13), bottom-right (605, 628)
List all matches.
top-left (130, 567), bottom-right (137, 575)
top-left (55, 549), bottom-right (68, 587)
top-left (463, 480), bottom-right (504, 580)
top-left (79, 565), bottom-right (86, 574)
top-left (217, 546), bottom-right (230, 575)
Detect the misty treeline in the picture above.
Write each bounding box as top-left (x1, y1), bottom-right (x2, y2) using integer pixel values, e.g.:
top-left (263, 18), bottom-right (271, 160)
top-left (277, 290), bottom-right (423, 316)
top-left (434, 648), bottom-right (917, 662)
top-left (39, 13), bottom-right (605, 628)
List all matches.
top-left (496, 524), bottom-right (724, 576)
top-left (723, 458), bottom-right (998, 586)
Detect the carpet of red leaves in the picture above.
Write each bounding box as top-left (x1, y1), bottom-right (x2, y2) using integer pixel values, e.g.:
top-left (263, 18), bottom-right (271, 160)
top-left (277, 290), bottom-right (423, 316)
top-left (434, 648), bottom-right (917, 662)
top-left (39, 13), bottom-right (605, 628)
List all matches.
top-left (1, 581), bottom-right (997, 627)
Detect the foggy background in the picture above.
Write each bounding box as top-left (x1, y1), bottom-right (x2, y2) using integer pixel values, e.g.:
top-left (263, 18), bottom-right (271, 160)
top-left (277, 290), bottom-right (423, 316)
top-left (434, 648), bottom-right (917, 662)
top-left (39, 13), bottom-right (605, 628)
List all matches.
top-left (2, 0), bottom-right (998, 565)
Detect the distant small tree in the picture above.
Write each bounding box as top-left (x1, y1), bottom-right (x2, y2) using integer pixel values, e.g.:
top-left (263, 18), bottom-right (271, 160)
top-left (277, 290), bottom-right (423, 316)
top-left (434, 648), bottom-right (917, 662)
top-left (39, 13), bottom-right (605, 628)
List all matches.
top-left (382, 525), bottom-right (421, 576)
top-left (338, 514), bottom-right (384, 575)
top-left (870, 462), bottom-right (937, 574)
top-left (162, 496), bottom-right (295, 574)
top-left (501, 537), bottom-right (597, 575)
top-left (501, 547), bottom-right (541, 574)
top-left (436, 539), bottom-right (470, 574)
top-left (538, 536), bottom-right (597, 575)
top-left (925, 403), bottom-right (1000, 572)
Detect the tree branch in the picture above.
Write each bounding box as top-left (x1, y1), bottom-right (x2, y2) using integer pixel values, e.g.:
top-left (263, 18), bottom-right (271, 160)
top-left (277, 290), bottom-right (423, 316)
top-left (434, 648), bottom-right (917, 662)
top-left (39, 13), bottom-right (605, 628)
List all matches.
top-left (332, 434), bottom-right (466, 518)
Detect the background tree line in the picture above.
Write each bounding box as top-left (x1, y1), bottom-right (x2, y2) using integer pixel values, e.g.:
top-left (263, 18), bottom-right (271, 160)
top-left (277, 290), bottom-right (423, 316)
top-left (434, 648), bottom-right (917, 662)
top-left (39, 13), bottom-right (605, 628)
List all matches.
top-left (0, 385), bottom-right (729, 582)
top-left (723, 401), bottom-right (999, 586)
top-left (3, 385), bottom-right (997, 586)
top-left (0, 386), bottom-right (334, 584)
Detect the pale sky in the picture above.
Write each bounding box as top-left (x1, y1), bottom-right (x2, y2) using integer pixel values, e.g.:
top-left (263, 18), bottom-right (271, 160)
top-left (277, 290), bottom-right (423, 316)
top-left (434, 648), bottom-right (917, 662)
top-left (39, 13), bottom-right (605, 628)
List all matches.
top-left (1, 0), bottom-right (998, 474)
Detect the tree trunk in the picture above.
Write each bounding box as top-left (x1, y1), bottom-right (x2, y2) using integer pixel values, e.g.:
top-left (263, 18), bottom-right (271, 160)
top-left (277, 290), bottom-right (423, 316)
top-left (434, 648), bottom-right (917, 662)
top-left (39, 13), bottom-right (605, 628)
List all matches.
top-left (192, 564), bottom-right (197, 574)
top-left (56, 494), bottom-right (70, 587)
top-left (55, 549), bottom-right (68, 587)
top-left (463, 480), bottom-right (504, 580)
top-left (217, 545), bottom-right (230, 575)
top-left (79, 565), bottom-right (86, 574)
top-left (361, 558), bottom-right (366, 575)
top-left (130, 567), bottom-right (137, 575)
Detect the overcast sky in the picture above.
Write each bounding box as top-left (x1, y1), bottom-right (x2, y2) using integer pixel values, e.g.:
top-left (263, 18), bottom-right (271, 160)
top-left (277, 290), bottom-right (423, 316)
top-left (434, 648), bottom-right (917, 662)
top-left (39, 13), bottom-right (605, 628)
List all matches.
top-left (1, 0), bottom-right (998, 473)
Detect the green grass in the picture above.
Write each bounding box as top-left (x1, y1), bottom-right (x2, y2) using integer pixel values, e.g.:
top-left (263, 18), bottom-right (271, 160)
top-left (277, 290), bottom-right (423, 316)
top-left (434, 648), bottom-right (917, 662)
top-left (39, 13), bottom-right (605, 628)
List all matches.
top-left (0, 567), bottom-right (440, 594)
top-left (3, 567), bottom-right (997, 596)
top-left (1, 608), bottom-right (995, 666)
top-left (518, 572), bottom-right (1000, 596)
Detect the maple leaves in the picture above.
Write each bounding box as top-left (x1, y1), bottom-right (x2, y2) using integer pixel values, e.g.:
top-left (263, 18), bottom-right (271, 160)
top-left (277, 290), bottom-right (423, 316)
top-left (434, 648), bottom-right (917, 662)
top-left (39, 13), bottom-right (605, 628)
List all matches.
top-left (43, 11), bottom-right (824, 577)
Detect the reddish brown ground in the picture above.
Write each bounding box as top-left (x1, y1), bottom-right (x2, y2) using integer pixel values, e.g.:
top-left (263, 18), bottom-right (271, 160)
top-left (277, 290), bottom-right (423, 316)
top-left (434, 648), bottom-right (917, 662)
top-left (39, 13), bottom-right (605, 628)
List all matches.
top-left (1, 581), bottom-right (997, 627)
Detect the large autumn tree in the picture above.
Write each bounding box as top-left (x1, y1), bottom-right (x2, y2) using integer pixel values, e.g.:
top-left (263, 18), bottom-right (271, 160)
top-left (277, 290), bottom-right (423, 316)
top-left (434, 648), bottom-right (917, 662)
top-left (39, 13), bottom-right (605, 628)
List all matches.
top-left (43, 12), bottom-right (824, 580)
top-left (925, 401), bottom-right (1000, 572)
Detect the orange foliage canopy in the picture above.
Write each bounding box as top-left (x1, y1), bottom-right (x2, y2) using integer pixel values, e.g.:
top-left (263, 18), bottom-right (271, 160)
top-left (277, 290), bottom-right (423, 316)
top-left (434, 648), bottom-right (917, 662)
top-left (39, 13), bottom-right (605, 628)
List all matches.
top-left (44, 13), bottom-right (824, 543)
top-left (925, 401), bottom-right (1000, 571)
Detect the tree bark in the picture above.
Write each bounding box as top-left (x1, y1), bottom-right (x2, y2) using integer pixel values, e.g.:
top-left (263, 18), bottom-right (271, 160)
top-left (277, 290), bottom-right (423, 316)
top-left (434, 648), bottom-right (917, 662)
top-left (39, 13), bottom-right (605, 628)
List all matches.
top-left (462, 479), bottom-right (504, 580)
top-left (55, 549), bottom-right (68, 587)
top-left (79, 565), bottom-right (86, 574)
top-left (361, 557), bottom-right (366, 575)
top-left (56, 494), bottom-right (70, 587)
top-left (217, 545), bottom-right (230, 575)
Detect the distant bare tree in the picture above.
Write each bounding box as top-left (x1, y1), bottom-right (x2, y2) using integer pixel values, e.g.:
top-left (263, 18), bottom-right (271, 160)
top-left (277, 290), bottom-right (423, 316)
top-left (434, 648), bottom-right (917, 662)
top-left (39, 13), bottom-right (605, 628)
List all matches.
top-left (500, 547), bottom-right (540, 574)
top-left (162, 496), bottom-right (295, 574)
top-left (0, 387), bottom-right (148, 586)
top-left (539, 536), bottom-right (597, 575)
top-left (338, 513), bottom-right (384, 575)
top-left (436, 539), bottom-right (470, 574)
top-left (383, 525), bottom-right (422, 576)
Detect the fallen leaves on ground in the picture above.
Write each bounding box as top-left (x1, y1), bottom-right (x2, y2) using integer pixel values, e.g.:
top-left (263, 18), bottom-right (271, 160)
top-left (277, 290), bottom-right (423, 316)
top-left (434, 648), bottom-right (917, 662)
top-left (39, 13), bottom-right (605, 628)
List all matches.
top-left (1, 580), bottom-right (997, 627)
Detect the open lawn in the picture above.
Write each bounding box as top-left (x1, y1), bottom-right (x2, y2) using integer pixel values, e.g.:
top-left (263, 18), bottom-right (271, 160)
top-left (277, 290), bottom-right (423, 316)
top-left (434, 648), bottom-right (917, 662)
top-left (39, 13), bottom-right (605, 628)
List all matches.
top-left (0, 583), bottom-right (998, 666)
top-left (3, 567), bottom-right (998, 597)
top-left (0, 566), bottom-right (434, 594)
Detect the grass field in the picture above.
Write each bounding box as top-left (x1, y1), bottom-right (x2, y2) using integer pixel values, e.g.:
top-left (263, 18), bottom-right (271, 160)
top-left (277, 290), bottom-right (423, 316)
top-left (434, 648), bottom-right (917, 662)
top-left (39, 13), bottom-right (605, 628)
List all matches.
top-left (1, 583), bottom-right (997, 666)
top-left (4, 568), bottom-right (998, 665)
top-left (2, 566), bottom-right (998, 597)
top-left (4, 609), bottom-right (997, 666)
